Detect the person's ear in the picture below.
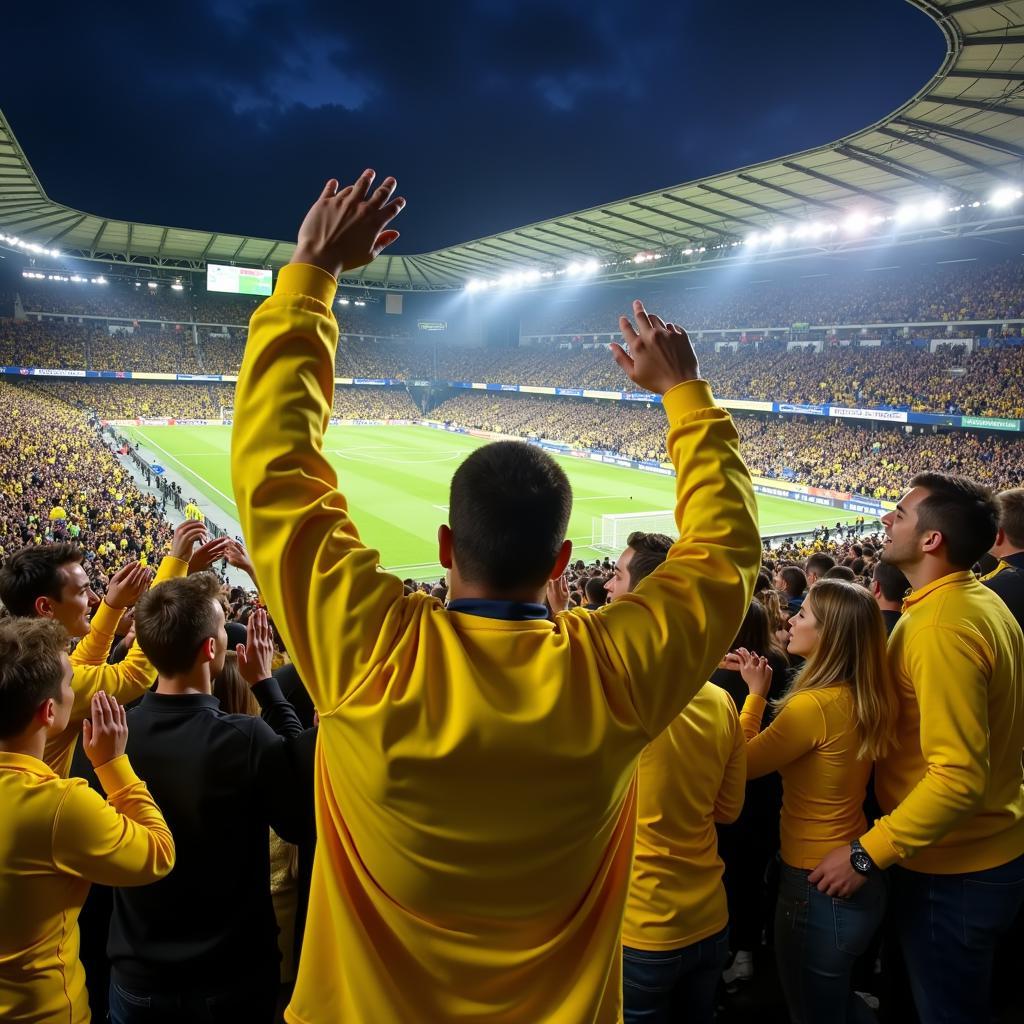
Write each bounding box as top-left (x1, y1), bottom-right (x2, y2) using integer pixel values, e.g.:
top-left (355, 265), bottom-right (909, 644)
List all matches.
top-left (994, 527), bottom-right (1007, 550)
top-left (198, 636), bottom-right (216, 665)
top-left (438, 524), bottom-right (453, 570)
top-left (38, 697), bottom-right (57, 730)
top-left (551, 539), bottom-right (573, 579)
top-left (34, 595), bottom-right (57, 619)
top-left (920, 529), bottom-right (944, 556)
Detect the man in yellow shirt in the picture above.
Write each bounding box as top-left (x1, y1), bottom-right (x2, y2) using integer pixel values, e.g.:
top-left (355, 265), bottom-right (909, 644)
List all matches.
top-left (231, 172), bottom-right (761, 1023)
top-left (0, 618), bottom-right (175, 1024)
top-left (811, 472), bottom-right (1024, 1024)
top-left (0, 519), bottom-right (211, 777)
top-left (607, 532), bottom-right (745, 1024)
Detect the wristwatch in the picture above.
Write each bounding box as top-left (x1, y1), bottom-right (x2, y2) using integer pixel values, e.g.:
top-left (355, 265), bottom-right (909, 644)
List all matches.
top-left (850, 839), bottom-right (875, 876)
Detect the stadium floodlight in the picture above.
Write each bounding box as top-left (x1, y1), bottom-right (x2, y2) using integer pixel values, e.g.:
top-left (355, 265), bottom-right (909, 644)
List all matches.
top-left (354, 300), bottom-right (366, 306)
top-left (989, 186), bottom-right (1023, 208)
top-left (920, 198), bottom-right (946, 220)
top-left (147, 281), bottom-right (158, 289)
top-left (842, 211), bottom-right (868, 235)
top-left (895, 203), bottom-right (920, 224)
top-left (582, 258), bottom-right (599, 274)
top-left (171, 282), bottom-right (184, 291)
top-left (338, 297), bottom-right (351, 305)
top-left (744, 232), bottom-right (761, 247)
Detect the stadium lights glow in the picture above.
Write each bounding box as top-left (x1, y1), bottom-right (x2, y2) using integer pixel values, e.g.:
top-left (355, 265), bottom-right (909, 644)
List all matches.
top-left (354, 300), bottom-right (366, 307)
top-left (172, 280), bottom-right (184, 291)
top-left (633, 252), bottom-right (663, 264)
top-left (338, 297), bottom-right (350, 305)
top-left (21, 270), bottom-right (108, 284)
top-left (147, 281), bottom-right (159, 289)
top-left (990, 187), bottom-right (1024, 208)
top-left (1, 232), bottom-right (60, 258)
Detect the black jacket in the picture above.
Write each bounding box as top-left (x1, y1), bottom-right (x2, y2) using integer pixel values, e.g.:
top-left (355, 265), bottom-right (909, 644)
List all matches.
top-left (984, 552), bottom-right (1024, 632)
top-left (108, 681), bottom-right (306, 990)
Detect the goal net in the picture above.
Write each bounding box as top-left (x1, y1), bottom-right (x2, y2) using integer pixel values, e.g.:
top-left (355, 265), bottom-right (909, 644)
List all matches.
top-left (591, 510), bottom-right (677, 552)
top-left (220, 406), bottom-right (234, 425)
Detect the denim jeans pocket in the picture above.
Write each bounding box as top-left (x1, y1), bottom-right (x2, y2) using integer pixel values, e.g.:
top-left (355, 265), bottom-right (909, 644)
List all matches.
top-left (962, 872), bottom-right (1024, 951)
top-left (622, 947), bottom-right (683, 994)
top-left (112, 983), bottom-right (153, 1009)
top-left (831, 882), bottom-right (884, 957)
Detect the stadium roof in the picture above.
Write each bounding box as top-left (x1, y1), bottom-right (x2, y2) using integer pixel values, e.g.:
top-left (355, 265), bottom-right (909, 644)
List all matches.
top-left (4, 0), bottom-right (1024, 291)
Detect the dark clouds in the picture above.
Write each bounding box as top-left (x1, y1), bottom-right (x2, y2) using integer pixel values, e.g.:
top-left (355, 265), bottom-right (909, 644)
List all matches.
top-left (1, 1), bottom-right (944, 253)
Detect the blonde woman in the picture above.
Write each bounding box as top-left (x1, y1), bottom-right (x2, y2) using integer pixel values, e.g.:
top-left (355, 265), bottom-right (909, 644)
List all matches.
top-left (730, 579), bottom-right (897, 1024)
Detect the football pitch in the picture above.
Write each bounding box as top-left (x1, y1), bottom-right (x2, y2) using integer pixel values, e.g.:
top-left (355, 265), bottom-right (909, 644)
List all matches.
top-left (124, 424), bottom-right (862, 576)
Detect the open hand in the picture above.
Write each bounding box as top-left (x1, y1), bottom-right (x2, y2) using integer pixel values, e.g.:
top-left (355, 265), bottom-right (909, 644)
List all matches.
top-left (722, 647), bottom-right (773, 697)
top-left (105, 562), bottom-right (154, 611)
top-left (610, 300), bottom-right (700, 395)
top-left (546, 574), bottom-right (570, 613)
top-left (170, 520), bottom-right (208, 562)
top-left (82, 691), bottom-right (129, 768)
top-left (291, 171), bottom-right (406, 279)
top-left (188, 536), bottom-right (232, 575)
top-left (222, 539), bottom-right (257, 580)
top-left (236, 606), bottom-right (274, 686)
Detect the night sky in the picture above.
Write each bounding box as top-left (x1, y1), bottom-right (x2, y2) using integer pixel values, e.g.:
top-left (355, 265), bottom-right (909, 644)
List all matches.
top-left (3, 1), bottom-right (945, 255)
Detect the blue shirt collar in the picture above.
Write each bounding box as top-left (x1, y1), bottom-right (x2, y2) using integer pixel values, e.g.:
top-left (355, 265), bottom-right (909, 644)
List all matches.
top-left (447, 598), bottom-right (549, 621)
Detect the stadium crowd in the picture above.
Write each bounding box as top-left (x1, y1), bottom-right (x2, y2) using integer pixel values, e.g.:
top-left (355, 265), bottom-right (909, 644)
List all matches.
top-left (5, 317), bottom-right (1024, 417)
top-left (430, 391), bottom-right (1024, 496)
top-left (1, 182), bottom-right (1023, 1024)
top-left (519, 257), bottom-right (1024, 334)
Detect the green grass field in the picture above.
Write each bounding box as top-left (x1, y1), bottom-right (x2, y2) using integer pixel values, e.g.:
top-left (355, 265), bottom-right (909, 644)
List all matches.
top-left (124, 424), bottom-right (862, 575)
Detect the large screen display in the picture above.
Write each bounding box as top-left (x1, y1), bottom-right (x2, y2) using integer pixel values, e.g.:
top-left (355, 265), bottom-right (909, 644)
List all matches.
top-left (206, 263), bottom-right (273, 296)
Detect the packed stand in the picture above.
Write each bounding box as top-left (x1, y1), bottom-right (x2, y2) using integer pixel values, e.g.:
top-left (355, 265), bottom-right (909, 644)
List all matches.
top-left (2, 178), bottom-right (1023, 1024)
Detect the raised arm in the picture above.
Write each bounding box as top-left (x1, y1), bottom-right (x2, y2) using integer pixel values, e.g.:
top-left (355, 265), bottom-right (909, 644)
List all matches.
top-left (592, 305), bottom-right (761, 736)
top-left (52, 693), bottom-right (175, 885)
top-left (231, 172), bottom-right (406, 714)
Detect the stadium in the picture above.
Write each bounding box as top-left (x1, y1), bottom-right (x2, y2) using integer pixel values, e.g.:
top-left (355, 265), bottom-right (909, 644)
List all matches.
top-left (1, 1), bottom-right (1023, 1022)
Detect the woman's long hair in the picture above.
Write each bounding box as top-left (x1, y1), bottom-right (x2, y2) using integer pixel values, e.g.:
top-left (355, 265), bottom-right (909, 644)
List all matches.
top-left (775, 579), bottom-right (898, 761)
top-left (213, 652), bottom-right (259, 716)
top-left (733, 599), bottom-right (788, 667)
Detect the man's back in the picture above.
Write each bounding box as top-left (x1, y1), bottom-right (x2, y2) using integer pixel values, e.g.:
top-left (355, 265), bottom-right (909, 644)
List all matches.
top-left (233, 262), bottom-right (761, 1020)
top-left (109, 693), bottom-right (297, 991)
top-left (623, 683), bottom-right (745, 952)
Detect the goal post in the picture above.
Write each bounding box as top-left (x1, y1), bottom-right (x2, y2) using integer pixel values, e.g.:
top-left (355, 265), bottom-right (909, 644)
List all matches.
top-left (219, 406), bottom-right (234, 425)
top-left (591, 510), bottom-right (677, 552)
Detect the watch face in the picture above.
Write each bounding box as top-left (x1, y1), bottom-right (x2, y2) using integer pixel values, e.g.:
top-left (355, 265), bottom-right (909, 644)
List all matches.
top-left (852, 852), bottom-right (872, 874)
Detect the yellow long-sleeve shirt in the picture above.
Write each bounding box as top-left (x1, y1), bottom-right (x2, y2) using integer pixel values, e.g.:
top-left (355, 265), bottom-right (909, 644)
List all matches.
top-left (48, 554), bottom-right (188, 778)
top-left (862, 571), bottom-right (1024, 873)
top-left (0, 753), bottom-right (175, 1024)
top-left (231, 263), bottom-right (761, 1024)
top-left (623, 683), bottom-right (745, 951)
top-left (742, 687), bottom-right (870, 869)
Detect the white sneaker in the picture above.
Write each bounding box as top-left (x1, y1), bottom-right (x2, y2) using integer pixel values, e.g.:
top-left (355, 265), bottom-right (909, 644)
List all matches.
top-left (722, 950), bottom-right (754, 985)
top-left (855, 991), bottom-right (880, 1010)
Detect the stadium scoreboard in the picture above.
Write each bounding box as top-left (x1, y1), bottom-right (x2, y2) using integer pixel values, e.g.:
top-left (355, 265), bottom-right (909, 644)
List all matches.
top-left (206, 263), bottom-right (273, 296)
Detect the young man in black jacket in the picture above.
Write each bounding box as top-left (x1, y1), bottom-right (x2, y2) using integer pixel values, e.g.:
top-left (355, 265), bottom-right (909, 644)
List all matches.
top-left (107, 574), bottom-right (307, 1024)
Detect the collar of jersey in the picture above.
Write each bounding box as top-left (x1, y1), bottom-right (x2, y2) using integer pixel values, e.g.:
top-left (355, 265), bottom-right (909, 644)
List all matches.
top-left (447, 598), bottom-right (549, 621)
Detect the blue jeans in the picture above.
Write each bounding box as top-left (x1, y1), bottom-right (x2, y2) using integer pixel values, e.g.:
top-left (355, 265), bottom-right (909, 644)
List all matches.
top-left (622, 926), bottom-right (729, 1023)
top-left (890, 850), bottom-right (1024, 1024)
top-left (108, 978), bottom-right (277, 1024)
top-left (774, 862), bottom-right (886, 1024)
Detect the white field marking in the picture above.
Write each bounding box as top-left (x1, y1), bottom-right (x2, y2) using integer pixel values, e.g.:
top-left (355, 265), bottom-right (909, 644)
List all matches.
top-left (134, 431), bottom-right (239, 510)
top-left (333, 452), bottom-right (462, 466)
top-left (432, 504), bottom-right (449, 512)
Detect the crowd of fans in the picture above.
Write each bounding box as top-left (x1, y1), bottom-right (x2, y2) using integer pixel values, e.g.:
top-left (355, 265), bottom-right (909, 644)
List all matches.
top-left (520, 257), bottom-right (1024, 334)
top-left (0, 381), bottom-right (174, 578)
top-left (4, 318), bottom-right (1024, 416)
top-left (430, 392), bottom-right (1024, 496)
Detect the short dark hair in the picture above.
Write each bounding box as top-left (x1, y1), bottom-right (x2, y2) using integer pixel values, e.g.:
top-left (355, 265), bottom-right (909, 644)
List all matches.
top-left (910, 472), bottom-right (999, 569)
top-left (0, 618), bottom-right (68, 739)
top-left (805, 553), bottom-right (836, 578)
top-left (873, 560), bottom-right (910, 602)
top-left (449, 441), bottom-right (572, 589)
top-left (584, 577), bottom-right (607, 606)
top-left (778, 565), bottom-right (807, 598)
top-left (0, 543), bottom-right (84, 617)
top-left (823, 565), bottom-right (857, 582)
top-left (625, 531), bottom-right (673, 590)
top-left (134, 574), bottom-right (224, 676)
top-left (995, 488), bottom-right (1024, 549)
